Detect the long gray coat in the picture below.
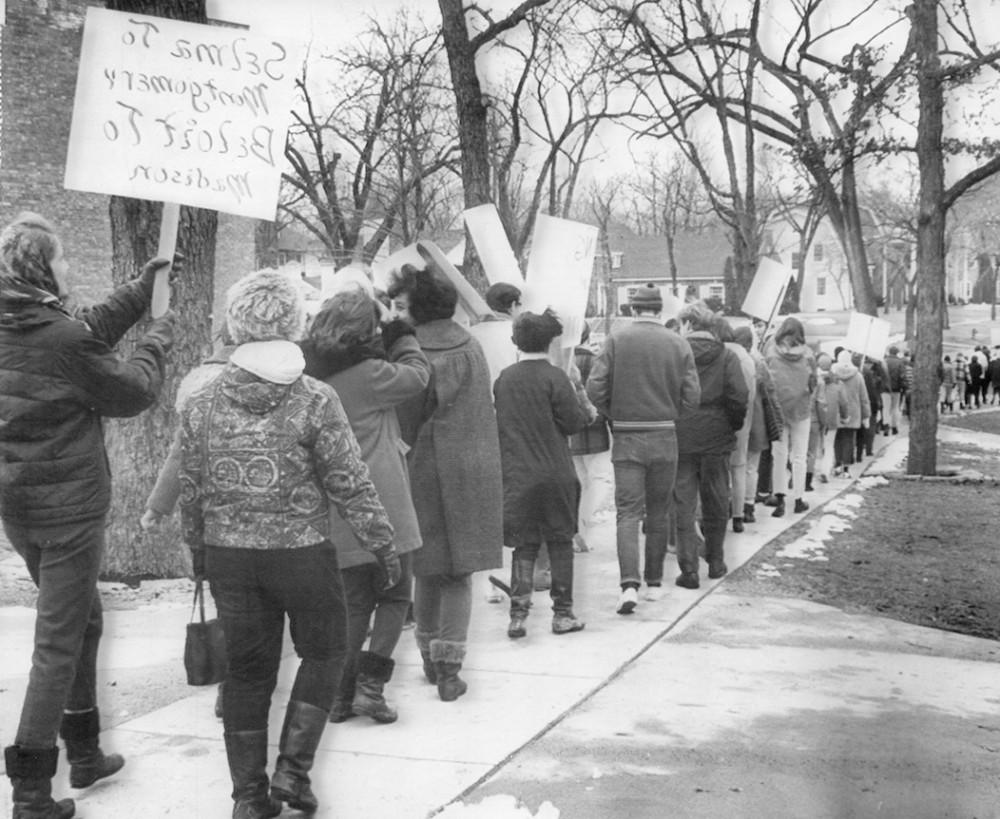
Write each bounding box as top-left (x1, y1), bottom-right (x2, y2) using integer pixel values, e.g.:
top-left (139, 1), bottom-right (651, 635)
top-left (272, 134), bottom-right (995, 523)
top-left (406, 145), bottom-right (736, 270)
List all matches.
top-left (400, 319), bottom-right (503, 577)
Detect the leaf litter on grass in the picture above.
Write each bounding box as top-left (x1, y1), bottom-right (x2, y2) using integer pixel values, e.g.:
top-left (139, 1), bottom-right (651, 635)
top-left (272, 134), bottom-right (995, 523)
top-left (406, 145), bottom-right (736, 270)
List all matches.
top-left (728, 411), bottom-right (1000, 641)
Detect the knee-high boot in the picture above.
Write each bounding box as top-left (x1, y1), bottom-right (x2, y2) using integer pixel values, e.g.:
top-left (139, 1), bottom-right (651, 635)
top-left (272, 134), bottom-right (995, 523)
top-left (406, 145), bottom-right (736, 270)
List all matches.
top-left (269, 701), bottom-right (329, 814)
top-left (59, 708), bottom-right (124, 789)
top-left (352, 652), bottom-right (397, 724)
top-left (548, 545), bottom-right (584, 634)
top-left (4, 746), bottom-right (75, 819)
top-left (224, 731), bottom-right (281, 819)
top-left (430, 639), bottom-right (467, 702)
top-left (507, 554), bottom-right (535, 639)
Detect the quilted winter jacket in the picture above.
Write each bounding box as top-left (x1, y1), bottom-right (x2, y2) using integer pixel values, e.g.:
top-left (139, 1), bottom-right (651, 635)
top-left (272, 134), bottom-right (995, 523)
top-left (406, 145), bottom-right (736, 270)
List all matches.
top-left (0, 278), bottom-right (170, 527)
top-left (178, 362), bottom-right (394, 554)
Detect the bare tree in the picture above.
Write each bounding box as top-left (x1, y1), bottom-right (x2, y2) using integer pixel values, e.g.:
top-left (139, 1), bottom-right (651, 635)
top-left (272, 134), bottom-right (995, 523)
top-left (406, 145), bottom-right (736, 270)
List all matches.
top-left (102, 0), bottom-right (218, 579)
top-left (282, 13), bottom-right (460, 267)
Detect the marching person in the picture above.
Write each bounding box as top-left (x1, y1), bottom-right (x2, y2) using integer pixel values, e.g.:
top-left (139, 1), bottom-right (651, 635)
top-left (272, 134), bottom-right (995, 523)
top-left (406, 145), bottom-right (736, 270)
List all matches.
top-left (0, 212), bottom-right (176, 819)
top-left (389, 263), bottom-right (504, 702)
top-left (587, 283), bottom-right (701, 613)
top-left (179, 270), bottom-right (399, 818)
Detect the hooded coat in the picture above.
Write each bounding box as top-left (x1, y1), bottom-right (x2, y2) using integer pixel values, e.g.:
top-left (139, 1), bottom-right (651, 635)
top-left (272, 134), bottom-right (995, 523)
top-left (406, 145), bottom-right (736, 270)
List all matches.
top-left (764, 320), bottom-right (817, 423)
top-left (830, 354), bottom-right (871, 430)
top-left (676, 331), bottom-right (749, 456)
top-left (397, 319), bottom-right (504, 577)
top-left (0, 277), bottom-right (170, 526)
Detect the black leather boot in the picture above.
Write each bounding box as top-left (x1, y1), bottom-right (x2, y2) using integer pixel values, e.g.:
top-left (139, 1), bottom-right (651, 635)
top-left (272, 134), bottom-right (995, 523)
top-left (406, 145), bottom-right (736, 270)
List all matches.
top-left (805, 472), bottom-right (814, 492)
top-left (507, 554), bottom-right (535, 639)
top-left (548, 543), bottom-right (584, 634)
top-left (270, 701), bottom-right (329, 813)
top-left (5, 745), bottom-right (75, 819)
top-left (743, 503), bottom-right (756, 523)
top-left (59, 708), bottom-right (124, 789)
top-left (771, 493), bottom-right (786, 518)
top-left (430, 640), bottom-right (467, 702)
top-left (225, 731), bottom-right (282, 819)
top-left (352, 652), bottom-right (397, 724)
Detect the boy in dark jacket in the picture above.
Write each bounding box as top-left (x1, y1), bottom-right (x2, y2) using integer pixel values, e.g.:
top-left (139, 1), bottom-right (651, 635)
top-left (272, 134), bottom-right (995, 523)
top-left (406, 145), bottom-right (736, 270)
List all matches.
top-left (0, 212), bottom-right (175, 819)
top-left (494, 310), bottom-right (591, 638)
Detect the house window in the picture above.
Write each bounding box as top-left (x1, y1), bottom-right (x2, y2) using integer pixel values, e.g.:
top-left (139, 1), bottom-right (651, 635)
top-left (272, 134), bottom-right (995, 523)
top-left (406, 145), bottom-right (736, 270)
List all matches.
top-left (791, 251), bottom-right (802, 269)
top-left (611, 251), bottom-right (623, 270)
top-left (817, 277), bottom-right (826, 296)
top-left (709, 285), bottom-right (723, 298)
top-left (813, 243), bottom-right (824, 261)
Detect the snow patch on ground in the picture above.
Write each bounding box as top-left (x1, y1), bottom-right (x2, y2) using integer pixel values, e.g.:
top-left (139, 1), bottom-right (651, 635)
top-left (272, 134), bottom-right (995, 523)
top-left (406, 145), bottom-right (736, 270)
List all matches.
top-left (757, 477), bottom-right (888, 577)
top-left (438, 795), bottom-right (560, 819)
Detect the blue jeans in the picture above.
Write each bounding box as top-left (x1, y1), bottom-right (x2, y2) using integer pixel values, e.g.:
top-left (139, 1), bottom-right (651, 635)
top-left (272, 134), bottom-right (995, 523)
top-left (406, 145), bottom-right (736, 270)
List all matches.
top-left (674, 452), bottom-right (731, 575)
top-left (611, 430), bottom-right (678, 588)
top-left (206, 543), bottom-right (348, 732)
top-left (4, 518), bottom-right (105, 748)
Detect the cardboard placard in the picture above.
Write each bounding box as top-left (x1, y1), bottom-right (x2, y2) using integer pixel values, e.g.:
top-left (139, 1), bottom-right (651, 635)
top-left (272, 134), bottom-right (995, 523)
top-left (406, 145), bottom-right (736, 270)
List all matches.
top-left (523, 214), bottom-right (597, 353)
top-left (463, 204), bottom-right (523, 286)
top-left (64, 8), bottom-right (301, 220)
top-left (742, 257), bottom-right (793, 321)
top-left (844, 312), bottom-right (892, 360)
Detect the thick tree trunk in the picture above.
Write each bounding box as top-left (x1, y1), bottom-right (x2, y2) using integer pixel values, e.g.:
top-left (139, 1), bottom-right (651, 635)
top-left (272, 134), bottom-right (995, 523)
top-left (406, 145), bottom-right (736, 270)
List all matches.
top-left (908, 0), bottom-right (943, 477)
top-left (101, 0), bottom-right (218, 580)
top-left (438, 0), bottom-right (491, 293)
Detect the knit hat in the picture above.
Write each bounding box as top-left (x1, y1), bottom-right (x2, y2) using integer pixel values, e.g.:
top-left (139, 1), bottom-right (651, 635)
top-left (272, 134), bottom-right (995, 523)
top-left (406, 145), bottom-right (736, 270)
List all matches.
top-left (226, 270), bottom-right (306, 344)
top-left (629, 283), bottom-right (662, 311)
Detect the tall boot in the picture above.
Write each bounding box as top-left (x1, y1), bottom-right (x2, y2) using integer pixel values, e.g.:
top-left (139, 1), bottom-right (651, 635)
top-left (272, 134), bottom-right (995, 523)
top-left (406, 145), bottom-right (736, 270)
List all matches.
top-left (269, 701), bottom-right (329, 814)
top-left (414, 629), bottom-right (437, 684)
top-left (59, 708), bottom-right (124, 789)
top-left (548, 544), bottom-right (584, 634)
top-left (224, 731), bottom-right (281, 819)
top-left (430, 639), bottom-right (467, 702)
top-left (507, 554), bottom-right (535, 639)
top-left (805, 472), bottom-right (814, 492)
top-left (5, 746), bottom-right (75, 819)
top-left (352, 652), bottom-right (398, 724)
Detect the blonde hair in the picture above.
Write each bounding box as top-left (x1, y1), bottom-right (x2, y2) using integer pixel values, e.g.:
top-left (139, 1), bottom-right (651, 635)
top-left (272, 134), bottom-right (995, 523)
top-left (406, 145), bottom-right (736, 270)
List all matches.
top-left (226, 271), bottom-right (306, 344)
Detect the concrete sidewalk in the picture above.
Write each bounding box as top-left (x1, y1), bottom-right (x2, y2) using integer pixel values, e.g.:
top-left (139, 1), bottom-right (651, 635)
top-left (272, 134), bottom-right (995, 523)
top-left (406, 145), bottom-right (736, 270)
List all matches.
top-left (3, 431), bottom-right (996, 818)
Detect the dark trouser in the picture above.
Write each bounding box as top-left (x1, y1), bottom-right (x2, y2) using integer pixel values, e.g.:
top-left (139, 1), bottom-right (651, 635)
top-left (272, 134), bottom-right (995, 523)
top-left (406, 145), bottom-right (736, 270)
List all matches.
top-left (4, 518), bottom-right (105, 749)
top-left (413, 573), bottom-right (472, 646)
top-left (206, 543), bottom-right (348, 733)
top-left (855, 422), bottom-right (876, 460)
top-left (834, 428), bottom-right (856, 468)
top-left (756, 445), bottom-right (773, 496)
top-left (338, 555), bottom-right (412, 698)
top-left (510, 540), bottom-right (575, 616)
top-left (674, 452), bottom-right (731, 575)
top-left (611, 430), bottom-right (678, 588)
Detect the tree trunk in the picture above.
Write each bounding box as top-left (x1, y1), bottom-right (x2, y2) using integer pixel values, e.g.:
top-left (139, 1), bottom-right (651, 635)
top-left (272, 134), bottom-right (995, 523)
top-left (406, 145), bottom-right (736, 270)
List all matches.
top-left (438, 0), bottom-right (491, 293)
top-left (908, 0), bottom-right (944, 477)
top-left (101, 0), bottom-right (219, 580)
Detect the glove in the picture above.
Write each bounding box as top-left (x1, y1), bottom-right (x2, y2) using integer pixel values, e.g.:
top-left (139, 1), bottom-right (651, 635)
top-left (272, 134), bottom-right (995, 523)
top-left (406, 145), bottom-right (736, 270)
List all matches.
top-left (373, 544), bottom-right (402, 590)
top-left (143, 313), bottom-right (175, 353)
top-left (381, 318), bottom-right (415, 352)
top-left (190, 548), bottom-right (205, 581)
top-left (137, 253), bottom-right (185, 294)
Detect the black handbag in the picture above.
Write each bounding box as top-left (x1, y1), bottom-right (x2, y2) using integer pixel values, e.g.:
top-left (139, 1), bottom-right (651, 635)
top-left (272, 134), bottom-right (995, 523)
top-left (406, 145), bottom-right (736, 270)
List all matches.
top-left (183, 579), bottom-right (228, 686)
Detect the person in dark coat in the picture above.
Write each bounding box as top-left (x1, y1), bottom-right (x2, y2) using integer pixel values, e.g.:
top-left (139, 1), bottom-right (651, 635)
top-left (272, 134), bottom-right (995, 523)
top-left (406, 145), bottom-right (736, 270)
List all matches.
top-left (987, 350), bottom-right (1000, 405)
top-left (0, 212), bottom-right (175, 819)
top-left (857, 355), bottom-right (881, 460)
top-left (389, 264), bottom-right (504, 702)
top-left (494, 310), bottom-right (591, 639)
top-left (673, 303), bottom-right (748, 588)
top-left (302, 287), bottom-right (430, 726)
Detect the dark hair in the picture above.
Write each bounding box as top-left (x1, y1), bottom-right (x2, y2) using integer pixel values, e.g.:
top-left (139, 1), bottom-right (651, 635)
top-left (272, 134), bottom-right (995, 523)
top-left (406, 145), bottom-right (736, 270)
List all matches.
top-left (733, 325), bottom-right (754, 351)
top-left (512, 309), bottom-right (562, 353)
top-left (714, 316), bottom-right (735, 343)
top-left (486, 282), bottom-right (522, 315)
top-left (387, 263), bottom-right (457, 324)
top-left (774, 316), bottom-right (806, 347)
top-left (579, 322), bottom-right (591, 345)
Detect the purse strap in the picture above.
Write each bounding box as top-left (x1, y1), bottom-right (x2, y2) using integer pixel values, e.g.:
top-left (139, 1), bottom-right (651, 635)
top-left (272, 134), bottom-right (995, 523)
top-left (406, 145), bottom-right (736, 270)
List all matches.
top-left (190, 578), bottom-right (208, 625)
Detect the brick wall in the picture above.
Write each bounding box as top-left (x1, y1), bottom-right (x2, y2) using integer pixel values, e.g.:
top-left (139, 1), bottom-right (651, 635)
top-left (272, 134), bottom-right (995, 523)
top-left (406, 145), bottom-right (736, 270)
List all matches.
top-left (0, 0), bottom-right (257, 314)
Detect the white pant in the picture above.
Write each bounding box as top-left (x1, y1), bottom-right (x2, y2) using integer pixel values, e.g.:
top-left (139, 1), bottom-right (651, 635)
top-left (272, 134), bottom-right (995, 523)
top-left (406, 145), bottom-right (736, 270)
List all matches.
top-left (771, 415), bottom-right (811, 501)
top-left (573, 450), bottom-right (613, 537)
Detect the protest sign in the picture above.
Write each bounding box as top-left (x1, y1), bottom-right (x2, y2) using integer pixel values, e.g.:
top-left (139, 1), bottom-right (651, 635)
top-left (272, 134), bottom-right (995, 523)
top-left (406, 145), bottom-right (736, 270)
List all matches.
top-left (64, 8), bottom-right (301, 221)
top-left (523, 214), bottom-right (597, 359)
top-left (463, 204), bottom-right (523, 286)
top-left (844, 312), bottom-right (892, 360)
top-left (742, 257), bottom-right (792, 321)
